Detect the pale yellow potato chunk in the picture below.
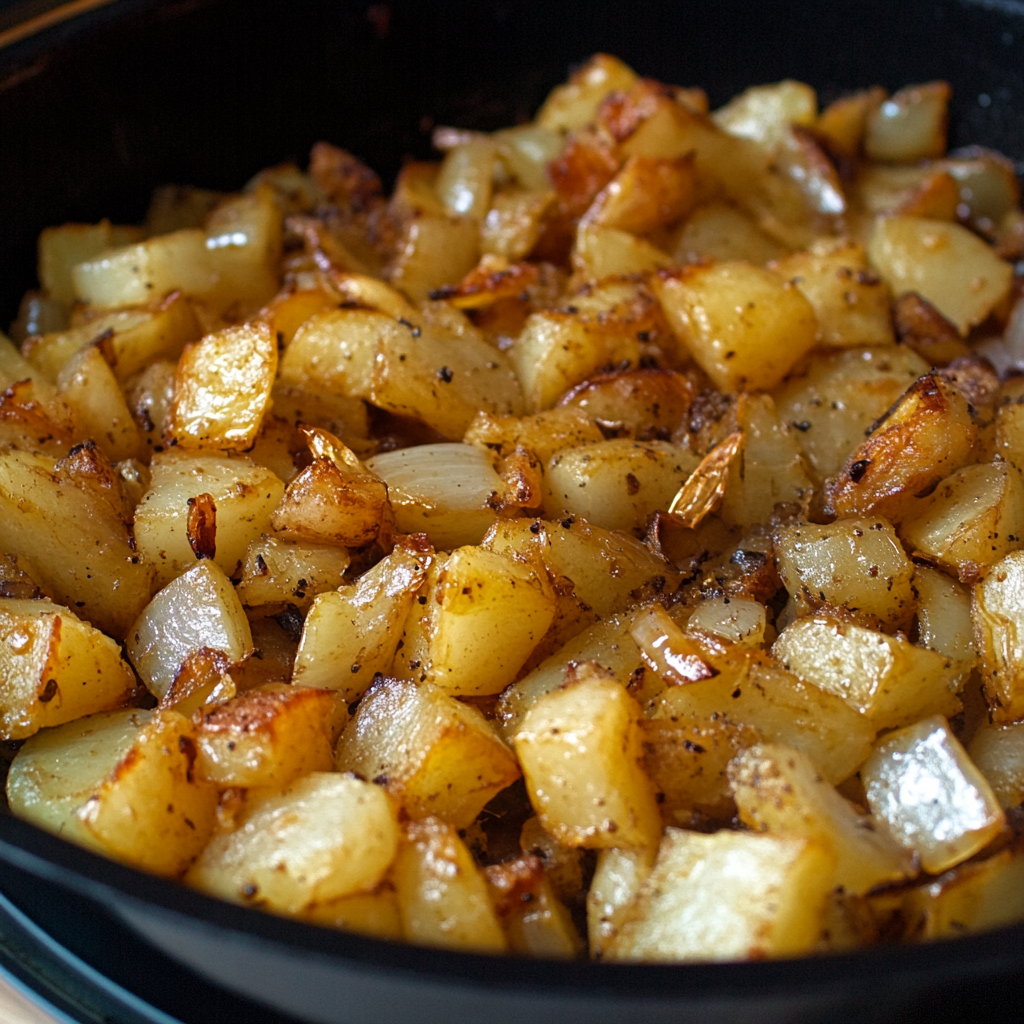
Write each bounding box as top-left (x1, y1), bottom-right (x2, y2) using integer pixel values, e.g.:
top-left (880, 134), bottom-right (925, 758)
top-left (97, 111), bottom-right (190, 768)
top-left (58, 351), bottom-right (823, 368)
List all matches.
top-left (168, 321), bottom-right (277, 451)
top-left (292, 539), bottom-right (431, 701)
top-left (0, 598), bottom-right (136, 740)
top-left (236, 535), bottom-right (350, 613)
top-left (397, 545), bottom-right (556, 696)
top-left (655, 262), bottom-right (818, 392)
top-left (0, 447), bottom-right (153, 638)
top-left (187, 774), bottom-right (399, 914)
top-left (775, 517), bottom-right (915, 629)
top-left (545, 439), bottom-right (699, 534)
top-left (515, 665), bottom-right (661, 849)
top-left (387, 213), bottom-right (480, 304)
top-left (300, 887), bottom-right (403, 941)
top-left (770, 242), bottom-right (895, 348)
top-left (773, 615), bottom-right (960, 730)
top-left (729, 743), bottom-right (915, 895)
top-left (393, 817), bottom-right (506, 953)
top-left (773, 346), bottom-right (929, 482)
top-left (967, 721), bottom-right (1024, 809)
top-left (912, 565), bottom-right (977, 672)
top-left (606, 828), bottom-right (834, 962)
top-left (480, 187), bottom-right (556, 260)
top-left (674, 201), bottom-right (787, 267)
top-left (864, 82), bottom-right (951, 162)
top-left (974, 550), bottom-right (1024, 723)
top-left (38, 220), bottom-right (140, 304)
top-left (863, 716), bottom-right (1005, 874)
top-left (587, 846), bottom-right (657, 959)
top-left (334, 677), bottom-right (520, 829)
top-left (128, 560), bottom-right (253, 700)
top-left (713, 80), bottom-right (817, 148)
top-left (134, 450), bottom-right (284, 587)
top-left (868, 216), bottom-right (1012, 335)
top-left (193, 685), bottom-right (338, 789)
top-left (7, 708), bottom-right (216, 876)
top-left (572, 225), bottom-right (672, 280)
top-left (901, 462), bottom-right (1024, 582)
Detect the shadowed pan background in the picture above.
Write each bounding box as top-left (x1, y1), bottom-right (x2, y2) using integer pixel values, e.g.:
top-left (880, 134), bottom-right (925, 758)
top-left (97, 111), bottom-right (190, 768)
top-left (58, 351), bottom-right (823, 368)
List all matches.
top-left (0, 1), bottom-right (1022, 1023)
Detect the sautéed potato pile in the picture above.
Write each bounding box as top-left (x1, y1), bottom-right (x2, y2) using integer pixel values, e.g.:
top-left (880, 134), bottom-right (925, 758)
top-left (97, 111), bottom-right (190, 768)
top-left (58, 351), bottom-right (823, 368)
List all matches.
top-left (3, 55), bottom-right (1024, 962)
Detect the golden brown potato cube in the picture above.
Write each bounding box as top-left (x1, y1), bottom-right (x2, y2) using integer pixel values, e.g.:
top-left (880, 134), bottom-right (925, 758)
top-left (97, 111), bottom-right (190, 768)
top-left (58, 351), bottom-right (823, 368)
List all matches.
top-left (868, 216), bottom-right (1012, 335)
top-left (186, 774), bottom-right (399, 913)
top-left (128, 560), bottom-right (253, 700)
top-left (515, 663), bottom-right (661, 849)
top-left (393, 817), bottom-right (507, 953)
top-left (770, 242), bottom-right (895, 349)
top-left (815, 87), bottom-right (885, 159)
top-left (480, 187), bottom-right (556, 261)
top-left (823, 373), bottom-right (978, 522)
top-left (974, 550), bottom-right (1024, 723)
top-left (652, 654), bottom-right (875, 784)
top-left (912, 565), bottom-right (977, 673)
top-left (7, 708), bottom-right (216, 876)
top-left (236, 535), bottom-right (349, 613)
top-left (134, 450), bottom-right (285, 587)
top-left (397, 545), bottom-right (556, 696)
top-left (583, 155), bottom-right (695, 235)
top-left (387, 213), bottom-right (480, 304)
top-left (853, 165), bottom-right (960, 222)
top-left (773, 615), bottom-right (960, 730)
top-left (335, 676), bottom-right (520, 829)
top-left (729, 743), bottom-right (915, 895)
top-left (968, 721), bottom-right (1024, 809)
top-left (536, 53), bottom-right (638, 133)
top-left (712, 79), bottom-right (817, 147)
top-left (655, 262), bottom-right (818, 393)
top-left (193, 685), bottom-right (338, 789)
top-left (901, 463), bottom-right (1024, 582)
top-left (484, 855), bottom-right (582, 958)
top-left (606, 828), bottom-right (834, 962)
top-left (863, 716), bottom-right (1005, 874)
top-left (545, 439), bottom-right (699, 534)
top-left (0, 447), bottom-right (153, 638)
top-left (671, 201), bottom-right (786, 266)
top-left (587, 845), bottom-right (657, 959)
top-left (774, 517), bottom-right (915, 630)
top-left (292, 538), bottom-right (431, 701)
top-left (465, 407), bottom-right (603, 463)
top-left (864, 82), bottom-right (951, 162)
top-left (168, 321), bottom-right (277, 451)
top-left (0, 598), bottom-right (136, 740)
top-left (773, 346), bottom-right (929, 483)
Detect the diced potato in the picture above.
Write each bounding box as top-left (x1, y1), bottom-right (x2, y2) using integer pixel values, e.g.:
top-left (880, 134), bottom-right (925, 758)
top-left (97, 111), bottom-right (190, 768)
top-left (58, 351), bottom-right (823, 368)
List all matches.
top-left (545, 439), bottom-right (699, 533)
top-left (770, 242), bottom-right (894, 349)
top-left (128, 560), bottom-right (253, 700)
top-left (335, 676), bottom-right (520, 828)
top-left (572, 225), bottom-right (672, 280)
top-left (519, 816), bottom-right (586, 903)
top-left (300, 886), bottom-right (403, 941)
top-left (292, 538), bottom-right (431, 700)
top-left (465, 407), bottom-right (603, 464)
top-left (941, 151), bottom-right (1022, 231)
top-left (484, 516), bottom-right (681, 619)
top-left (672, 201), bottom-right (786, 266)
top-left (236, 535), bottom-right (349, 612)
top-left (868, 216), bottom-right (1012, 335)
top-left (515, 663), bottom-right (662, 849)
top-left (0, 598), bottom-right (136, 740)
top-left (145, 185), bottom-right (225, 236)
top-left (729, 743), bottom-right (914, 894)
top-left (688, 596), bottom-right (767, 647)
top-left (713, 80), bottom-right (817, 148)
top-left (913, 565), bottom-right (977, 674)
top-left (853, 165), bottom-right (960, 221)
top-left (535, 53), bottom-right (639, 133)
top-left (158, 646), bottom-right (236, 717)
top-left (900, 462), bottom-right (1024, 582)
top-left (901, 846), bottom-right (1024, 940)
top-left (655, 262), bottom-right (818, 392)
top-left (774, 615), bottom-right (960, 730)
top-left (774, 346), bottom-right (929, 483)
top-left (651, 654), bottom-right (875, 784)
top-left (480, 187), bottom-right (556, 260)
top-left (587, 845), bottom-right (657, 958)
top-left (193, 685), bottom-right (338, 788)
top-left (864, 82), bottom-right (951, 163)
top-left (280, 309), bottom-right (522, 439)
top-left (387, 213), bottom-right (480, 304)
top-left (968, 721), bottom-right (1024, 809)
top-left (774, 517), bottom-right (915, 630)
top-left (823, 373), bottom-right (978, 522)
top-left (393, 817), bottom-right (507, 953)
top-left (583, 155), bottom-right (695, 235)
top-left (168, 321), bottom-right (277, 451)
top-left (606, 828), bottom-right (834, 962)
top-left (56, 345), bottom-right (145, 463)
top-left (125, 360), bottom-right (177, 454)
top-left (134, 450), bottom-right (285, 587)
top-left (38, 220), bottom-right (141, 305)
top-left (365, 443), bottom-right (502, 549)
top-left (815, 87), bottom-right (885, 159)
top-left (496, 614), bottom-right (642, 744)
top-left (7, 708), bottom-right (216, 876)
top-left (719, 394), bottom-right (814, 529)
top-left (395, 545), bottom-right (556, 696)
top-left (186, 774), bottom-right (399, 913)
top-left (862, 716), bottom-right (1005, 873)
top-left (0, 446), bottom-right (154, 638)
top-left (974, 550), bottom-right (1024, 724)
top-left (492, 124), bottom-right (563, 192)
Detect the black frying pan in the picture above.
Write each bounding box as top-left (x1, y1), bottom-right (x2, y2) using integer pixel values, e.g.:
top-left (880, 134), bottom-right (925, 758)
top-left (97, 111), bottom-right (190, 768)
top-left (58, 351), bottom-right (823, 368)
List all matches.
top-left (0, 2), bottom-right (1022, 1021)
